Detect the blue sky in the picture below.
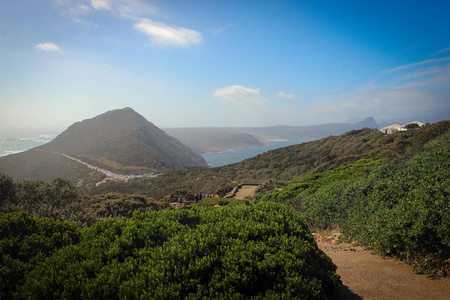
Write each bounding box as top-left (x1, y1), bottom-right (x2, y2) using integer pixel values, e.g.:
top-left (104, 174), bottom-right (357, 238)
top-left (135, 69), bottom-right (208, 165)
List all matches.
top-left (1, 0), bottom-right (449, 131)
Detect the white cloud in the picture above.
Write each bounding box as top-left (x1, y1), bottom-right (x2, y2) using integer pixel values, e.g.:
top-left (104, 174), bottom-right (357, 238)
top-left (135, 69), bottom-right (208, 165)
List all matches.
top-left (56, 0), bottom-right (200, 48)
top-left (385, 56), bottom-right (450, 73)
top-left (277, 91), bottom-right (295, 99)
top-left (134, 18), bottom-right (202, 47)
top-left (213, 85), bottom-right (270, 109)
top-left (92, 0), bottom-right (157, 18)
top-left (91, 0), bottom-right (110, 10)
top-left (57, 0), bottom-right (157, 19)
top-left (55, 0), bottom-right (93, 24)
top-left (35, 42), bottom-right (63, 52)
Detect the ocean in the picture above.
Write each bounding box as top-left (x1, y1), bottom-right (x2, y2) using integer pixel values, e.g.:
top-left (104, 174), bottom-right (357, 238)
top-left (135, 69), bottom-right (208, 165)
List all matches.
top-left (0, 132), bottom-right (58, 157)
top-left (200, 141), bottom-right (302, 167)
top-left (0, 133), bottom-right (301, 167)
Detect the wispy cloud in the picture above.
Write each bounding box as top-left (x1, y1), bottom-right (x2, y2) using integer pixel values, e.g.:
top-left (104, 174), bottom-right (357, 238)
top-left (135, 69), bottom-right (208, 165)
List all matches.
top-left (134, 19), bottom-right (202, 47)
top-left (35, 42), bottom-right (63, 52)
top-left (88, 0), bottom-right (157, 19)
top-left (56, 0), bottom-right (157, 21)
top-left (277, 91), bottom-right (295, 99)
top-left (91, 0), bottom-right (110, 10)
top-left (385, 56), bottom-right (450, 73)
top-left (56, 0), bottom-right (200, 48)
top-left (209, 23), bottom-right (234, 36)
top-left (270, 51), bottom-right (450, 126)
top-left (214, 85), bottom-right (269, 109)
top-left (435, 46), bottom-right (450, 55)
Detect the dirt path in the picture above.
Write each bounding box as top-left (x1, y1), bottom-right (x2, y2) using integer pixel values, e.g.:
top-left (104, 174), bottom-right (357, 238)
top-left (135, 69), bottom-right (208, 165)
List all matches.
top-left (234, 185), bottom-right (258, 200)
top-left (316, 241), bottom-right (450, 299)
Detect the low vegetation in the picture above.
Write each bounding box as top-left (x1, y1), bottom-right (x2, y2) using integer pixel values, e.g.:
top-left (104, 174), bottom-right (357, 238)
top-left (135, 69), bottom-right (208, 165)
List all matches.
top-left (0, 176), bottom-right (166, 227)
top-left (257, 130), bottom-right (450, 276)
top-left (86, 121), bottom-right (450, 198)
top-left (1, 120), bottom-right (449, 299)
top-left (1, 203), bottom-right (341, 299)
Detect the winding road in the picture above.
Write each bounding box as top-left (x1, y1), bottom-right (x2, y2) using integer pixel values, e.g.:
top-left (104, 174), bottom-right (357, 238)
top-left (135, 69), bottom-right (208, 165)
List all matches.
top-left (41, 150), bottom-right (158, 184)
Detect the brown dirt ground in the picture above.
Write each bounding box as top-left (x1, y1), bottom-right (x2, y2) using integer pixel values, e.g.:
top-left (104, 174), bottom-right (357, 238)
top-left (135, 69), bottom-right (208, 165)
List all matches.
top-left (234, 185), bottom-right (258, 200)
top-left (316, 240), bottom-right (450, 300)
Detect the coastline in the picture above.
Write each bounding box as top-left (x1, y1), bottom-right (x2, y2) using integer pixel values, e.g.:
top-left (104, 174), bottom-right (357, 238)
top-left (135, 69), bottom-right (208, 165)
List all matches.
top-left (200, 140), bottom-right (302, 168)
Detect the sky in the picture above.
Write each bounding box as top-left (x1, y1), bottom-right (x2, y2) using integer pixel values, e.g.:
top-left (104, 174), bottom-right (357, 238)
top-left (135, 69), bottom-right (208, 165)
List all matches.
top-left (1, 0), bottom-right (449, 132)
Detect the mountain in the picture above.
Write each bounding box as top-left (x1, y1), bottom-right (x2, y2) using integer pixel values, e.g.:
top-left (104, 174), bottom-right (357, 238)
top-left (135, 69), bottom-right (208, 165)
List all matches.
top-left (165, 117), bottom-right (379, 153)
top-left (163, 129), bottom-right (265, 153)
top-left (377, 112), bottom-right (450, 129)
top-left (241, 117), bottom-right (379, 141)
top-left (89, 120), bottom-right (450, 198)
top-left (0, 108), bottom-right (208, 182)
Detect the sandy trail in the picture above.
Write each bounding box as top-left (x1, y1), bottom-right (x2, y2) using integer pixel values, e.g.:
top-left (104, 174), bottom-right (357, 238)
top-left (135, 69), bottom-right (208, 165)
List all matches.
top-left (234, 185), bottom-right (258, 200)
top-left (317, 241), bottom-right (450, 300)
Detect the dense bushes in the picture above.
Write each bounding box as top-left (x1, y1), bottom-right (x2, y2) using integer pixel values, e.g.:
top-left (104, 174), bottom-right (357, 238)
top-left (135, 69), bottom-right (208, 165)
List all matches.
top-left (279, 132), bottom-right (450, 275)
top-left (257, 157), bottom-right (385, 207)
top-left (3, 202), bottom-right (341, 299)
top-left (0, 176), bottom-right (165, 226)
top-left (1, 177), bottom-right (81, 221)
top-left (343, 132), bottom-right (450, 275)
top-left (0, 212), bottom-right (81, 299)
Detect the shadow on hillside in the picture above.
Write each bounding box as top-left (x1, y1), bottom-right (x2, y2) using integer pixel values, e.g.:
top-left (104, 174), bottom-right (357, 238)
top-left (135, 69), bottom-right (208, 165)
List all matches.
top-left (330, 285), bottom-right (362, 300)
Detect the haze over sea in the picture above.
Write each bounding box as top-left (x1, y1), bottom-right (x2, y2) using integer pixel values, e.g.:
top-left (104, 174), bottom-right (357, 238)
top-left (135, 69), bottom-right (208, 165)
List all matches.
top-left (0, 132), bottom-right (300, 167)
top-left (0, 132), bottom-right (57, 157)
top-left (200, 141), bottom-right (302, 167)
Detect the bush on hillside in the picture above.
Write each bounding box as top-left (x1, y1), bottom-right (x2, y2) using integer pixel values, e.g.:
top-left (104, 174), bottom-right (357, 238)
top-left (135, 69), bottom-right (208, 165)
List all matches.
top-left (291, 132), bottom-right (450, 275)
top-left (14, 202), bottom-right (341, 299)
top-left (0, 212), bottom-right (81, 299)
top-left (0, 175), bottom-right (165, 226)
top-left (343, 132), bottom-right (450, 275)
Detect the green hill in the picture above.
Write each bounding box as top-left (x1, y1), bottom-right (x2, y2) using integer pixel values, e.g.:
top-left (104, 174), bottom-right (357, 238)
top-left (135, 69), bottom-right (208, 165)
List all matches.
top-left (0, 108), bottom-right (208, 183)
top-left (89, 120), bottom-right (450, 198)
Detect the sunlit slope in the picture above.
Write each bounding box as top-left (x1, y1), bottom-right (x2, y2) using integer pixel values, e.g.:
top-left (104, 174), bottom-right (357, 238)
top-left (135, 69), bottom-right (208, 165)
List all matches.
top-left (0, 149), bottom-right (104, 185)
top-left (0, 108), bottom-right (208, 182)
top-left (36, 107), bottom-right (208, 172)
top-left (89, 120), bottom-right (450, 197)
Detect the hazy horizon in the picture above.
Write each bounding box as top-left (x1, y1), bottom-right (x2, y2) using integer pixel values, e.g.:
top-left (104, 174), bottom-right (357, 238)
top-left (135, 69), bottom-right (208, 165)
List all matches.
top-left (1, 1), bottom-right (449, 131)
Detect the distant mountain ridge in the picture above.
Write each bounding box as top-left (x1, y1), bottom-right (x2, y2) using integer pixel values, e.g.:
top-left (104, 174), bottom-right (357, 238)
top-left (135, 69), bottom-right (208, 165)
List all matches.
top-left (163, 129), bottom-right (265, 153)
top-left (0, 108), bottom-right (208, 182)
top-left (245, 117), bottom-right (379, 141)
top-left (165, 117), bottom-right (378, 153)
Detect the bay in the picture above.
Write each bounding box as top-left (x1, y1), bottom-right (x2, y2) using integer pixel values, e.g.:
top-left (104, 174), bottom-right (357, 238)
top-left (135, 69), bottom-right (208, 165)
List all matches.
top-left (201, 141), bottom-right (302, 168)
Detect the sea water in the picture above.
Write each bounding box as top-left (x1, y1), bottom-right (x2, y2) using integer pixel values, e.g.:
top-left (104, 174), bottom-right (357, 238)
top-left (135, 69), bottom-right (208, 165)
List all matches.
top-left (0, 132), bottom-right (301, 168)
top-left (0, 132), bottom-right (58, 157)
top-left (200, 141), bottom-right (302, 167)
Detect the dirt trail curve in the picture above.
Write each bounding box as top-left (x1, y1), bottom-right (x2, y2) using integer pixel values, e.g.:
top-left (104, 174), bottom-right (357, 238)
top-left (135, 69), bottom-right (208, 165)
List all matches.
top-left (317, 241), bottom-right (450, 300)
top-left (234, 185), bottom-right (258, 200)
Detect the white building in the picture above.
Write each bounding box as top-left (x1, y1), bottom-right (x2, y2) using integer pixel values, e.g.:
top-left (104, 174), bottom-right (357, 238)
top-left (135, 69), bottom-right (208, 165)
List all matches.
top-left (380, 121), bottom-right (425, 134)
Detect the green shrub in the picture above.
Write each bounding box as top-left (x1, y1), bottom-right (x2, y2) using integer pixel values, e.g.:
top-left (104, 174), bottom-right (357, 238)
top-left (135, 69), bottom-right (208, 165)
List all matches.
top-left (343, 132), bottom-right (450, 275)
top-left (16, 203), bottom-right (341, 299)
top-left (218, 199), bottom-right (229, 206)
top-left (0, 212), bottom-right (81, 299)
top-left (292, 132), bottom-right (450, 275)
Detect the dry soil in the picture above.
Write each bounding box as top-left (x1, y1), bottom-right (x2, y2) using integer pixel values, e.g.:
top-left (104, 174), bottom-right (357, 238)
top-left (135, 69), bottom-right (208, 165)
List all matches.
top-left (317, 241), bottom-right (450, 300)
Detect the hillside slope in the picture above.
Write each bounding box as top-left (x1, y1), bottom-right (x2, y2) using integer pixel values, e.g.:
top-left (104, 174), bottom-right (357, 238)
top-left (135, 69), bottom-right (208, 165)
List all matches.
top-left (0, 108), bottom-right (208, 182)
top-left (165, 117), bottom-right (379, 149)
top-left (90, 120), bottom-right (450, 197)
